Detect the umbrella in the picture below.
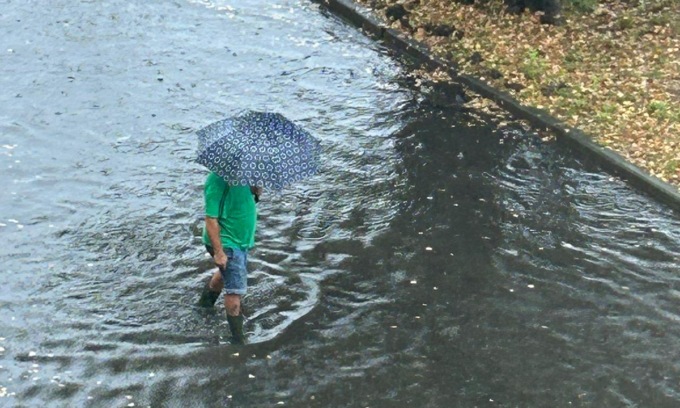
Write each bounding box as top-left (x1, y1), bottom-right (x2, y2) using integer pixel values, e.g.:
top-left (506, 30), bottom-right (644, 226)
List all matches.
top-left (196, 111), bottom-right (321, 190)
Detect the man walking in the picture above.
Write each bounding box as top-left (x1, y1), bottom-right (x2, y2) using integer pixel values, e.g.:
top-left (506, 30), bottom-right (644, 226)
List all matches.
top-left (198, 171), bottom-right (259, 344)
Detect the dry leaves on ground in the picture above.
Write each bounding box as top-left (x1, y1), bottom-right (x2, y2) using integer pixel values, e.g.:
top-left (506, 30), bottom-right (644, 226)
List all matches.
top-left (358, 0), bottom-right (680, 186)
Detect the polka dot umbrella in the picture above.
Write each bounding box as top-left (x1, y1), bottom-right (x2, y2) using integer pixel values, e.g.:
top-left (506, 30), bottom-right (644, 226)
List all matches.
top-left (196, 111), bottom-right (321, 190)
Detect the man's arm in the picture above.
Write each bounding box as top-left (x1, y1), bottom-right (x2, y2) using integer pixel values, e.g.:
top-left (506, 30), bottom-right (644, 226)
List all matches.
top-left (205, 217), bottom-right (227, 270)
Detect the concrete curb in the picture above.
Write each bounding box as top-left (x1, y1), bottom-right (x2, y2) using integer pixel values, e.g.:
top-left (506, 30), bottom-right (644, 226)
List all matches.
top-left (314, 0), bottom-right (680, 213)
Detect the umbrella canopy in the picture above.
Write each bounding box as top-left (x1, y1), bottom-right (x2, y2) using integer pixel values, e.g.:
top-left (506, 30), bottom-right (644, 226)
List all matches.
top-left (196, 111), bottom-right (321, 190)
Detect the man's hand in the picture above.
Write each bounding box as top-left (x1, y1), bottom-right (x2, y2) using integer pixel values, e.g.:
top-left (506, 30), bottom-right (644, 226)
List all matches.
top-left (214, 249), bottom-right (228, 271)
top-left (251, 186), bottom-right (262, 203)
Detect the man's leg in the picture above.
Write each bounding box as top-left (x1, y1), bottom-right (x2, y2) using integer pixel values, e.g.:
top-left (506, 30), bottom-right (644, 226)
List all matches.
top-left (199, 246), bottom-right (224, 307)
top-left (225, 294), bottom-right (246, 344)
top-left (224, 294), bottom-right (240, 316)
top-left (198, 270), bottom-right (223, 307)
top-left (209, 270), bottom-right (224, 292)
top-left (224, 248), bottom-right (248, 344)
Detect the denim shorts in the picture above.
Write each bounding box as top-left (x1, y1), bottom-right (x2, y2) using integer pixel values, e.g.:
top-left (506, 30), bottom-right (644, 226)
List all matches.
top-left (206, 246), bottom-right (248, 295)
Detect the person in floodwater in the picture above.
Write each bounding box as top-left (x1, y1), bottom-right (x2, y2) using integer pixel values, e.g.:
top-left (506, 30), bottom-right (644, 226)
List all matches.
top-left (198, 171), bottom-right (261, 344)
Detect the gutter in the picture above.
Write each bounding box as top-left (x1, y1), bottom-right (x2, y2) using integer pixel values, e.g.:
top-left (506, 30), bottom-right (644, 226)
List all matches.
top-left (313, 0), bottom-right (680, 213)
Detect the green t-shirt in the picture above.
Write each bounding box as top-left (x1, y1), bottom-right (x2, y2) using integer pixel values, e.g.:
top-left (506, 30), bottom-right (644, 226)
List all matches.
top-left (202, 172), bottom-right (257, 250)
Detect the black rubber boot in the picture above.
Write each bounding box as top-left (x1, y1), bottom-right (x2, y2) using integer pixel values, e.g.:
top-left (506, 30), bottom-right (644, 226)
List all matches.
top-left (197, 282), bottom-right (221, 308)
top-left (227, 314), bottom-right (247, 345)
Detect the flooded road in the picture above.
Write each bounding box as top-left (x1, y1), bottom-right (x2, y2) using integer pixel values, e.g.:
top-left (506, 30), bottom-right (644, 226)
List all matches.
top-left (1, 0), bottom-right (679, 406)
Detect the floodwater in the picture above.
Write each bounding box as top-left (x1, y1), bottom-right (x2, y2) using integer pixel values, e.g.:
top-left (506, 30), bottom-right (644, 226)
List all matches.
top-left (1, 0), bottom-right (679, 406)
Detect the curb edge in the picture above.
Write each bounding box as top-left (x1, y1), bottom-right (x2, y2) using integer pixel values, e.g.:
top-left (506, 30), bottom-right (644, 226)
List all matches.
top-left (315, 0), bottom-right (680, 212)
